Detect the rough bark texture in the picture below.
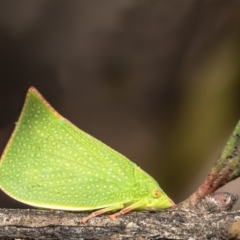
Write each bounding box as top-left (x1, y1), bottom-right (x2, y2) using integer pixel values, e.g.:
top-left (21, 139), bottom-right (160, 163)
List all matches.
top-left (0, 207), bottom-right (238, 240)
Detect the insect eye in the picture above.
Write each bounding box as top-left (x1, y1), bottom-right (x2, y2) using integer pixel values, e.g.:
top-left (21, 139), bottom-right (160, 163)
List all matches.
top-left (153, 189), bottom-right (161, 198)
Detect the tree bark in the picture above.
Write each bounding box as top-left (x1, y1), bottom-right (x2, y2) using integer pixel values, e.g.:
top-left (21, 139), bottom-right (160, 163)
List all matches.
top-left (0, 206), bottom-right (239, 240)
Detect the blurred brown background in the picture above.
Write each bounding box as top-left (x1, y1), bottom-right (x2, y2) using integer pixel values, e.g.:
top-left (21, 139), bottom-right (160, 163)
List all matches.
top-left (0, 0), bottom-right (240, 209)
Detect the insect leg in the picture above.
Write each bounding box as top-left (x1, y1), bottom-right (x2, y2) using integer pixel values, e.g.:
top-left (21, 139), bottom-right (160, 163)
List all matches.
top-left (109, 199), bottom-right (146, 220)
top-left (81, 203), bottom-right (124, 224)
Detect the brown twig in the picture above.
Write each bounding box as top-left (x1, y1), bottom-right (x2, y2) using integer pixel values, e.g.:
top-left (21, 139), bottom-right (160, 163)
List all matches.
top-left (0, 202), bottom-right (238, 240)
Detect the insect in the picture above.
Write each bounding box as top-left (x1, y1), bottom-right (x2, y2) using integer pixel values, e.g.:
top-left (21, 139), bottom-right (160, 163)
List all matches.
top-left (0, 87), bottom-right (174, 223)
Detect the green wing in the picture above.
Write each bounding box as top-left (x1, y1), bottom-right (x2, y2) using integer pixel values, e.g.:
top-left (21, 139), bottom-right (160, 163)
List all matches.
top-left (0, 87), bottom-right (138, 210)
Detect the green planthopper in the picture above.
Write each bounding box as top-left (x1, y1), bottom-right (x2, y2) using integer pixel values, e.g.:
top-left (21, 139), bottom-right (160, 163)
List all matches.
top-left (0, 87), bottom-right (174, 223)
